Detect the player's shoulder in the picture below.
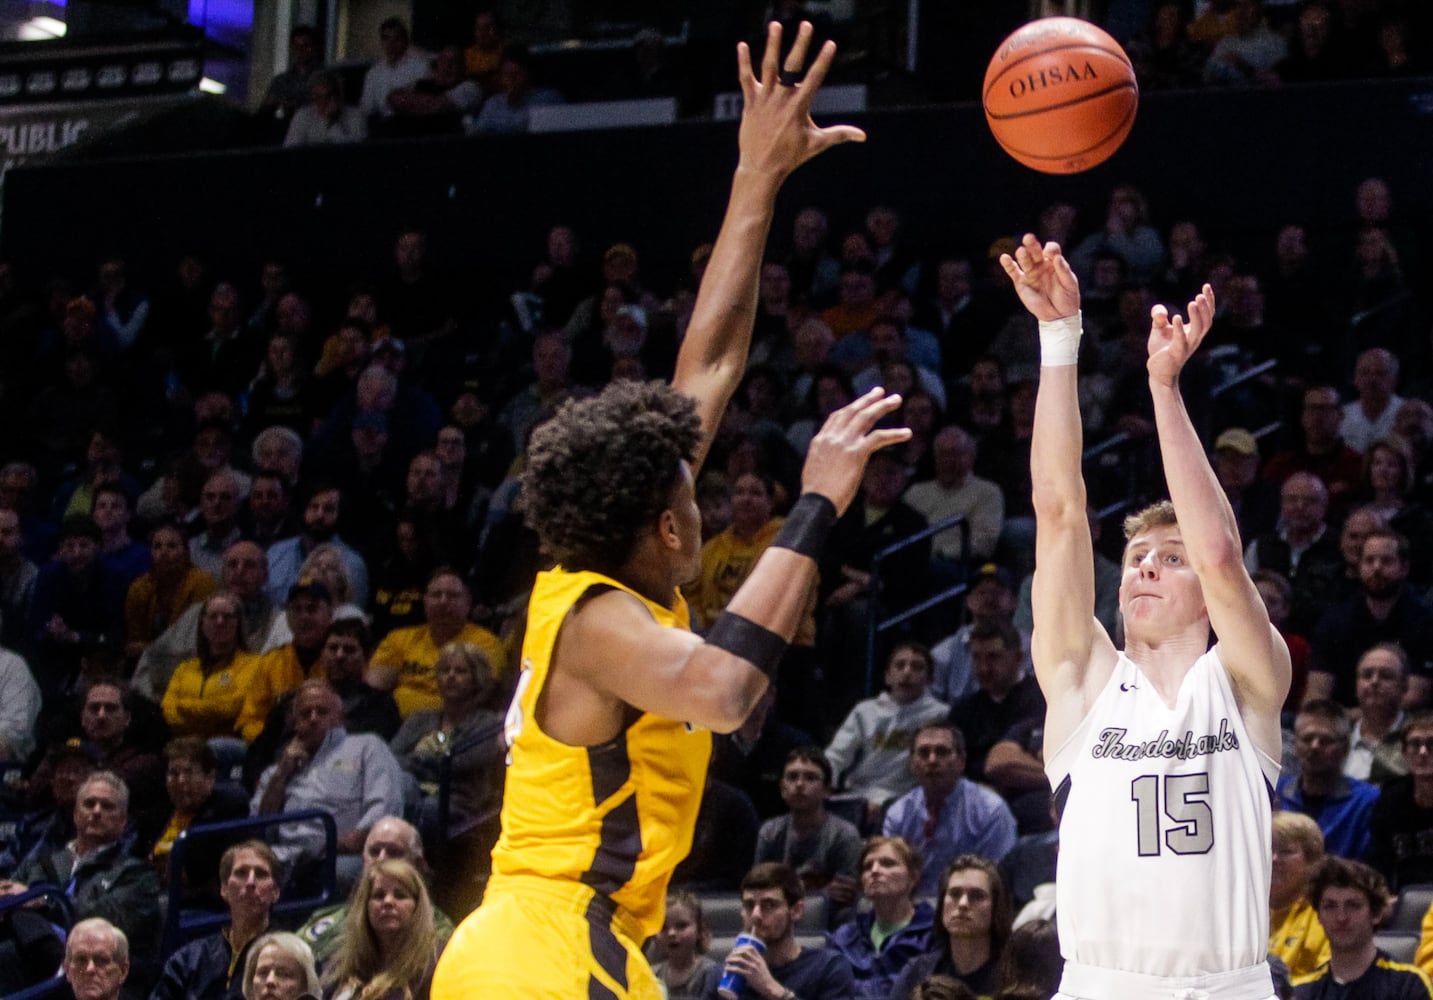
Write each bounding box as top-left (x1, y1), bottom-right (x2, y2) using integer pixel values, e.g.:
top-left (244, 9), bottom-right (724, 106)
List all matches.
top-left (1037, 629), bottom-right (1120, 713)
top-left (563, 585), bottom-right (661, 647)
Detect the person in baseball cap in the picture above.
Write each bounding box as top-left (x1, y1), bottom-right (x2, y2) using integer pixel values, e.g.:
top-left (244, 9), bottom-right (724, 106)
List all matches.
top-left (1212, 426), bottom-right (1278, 539)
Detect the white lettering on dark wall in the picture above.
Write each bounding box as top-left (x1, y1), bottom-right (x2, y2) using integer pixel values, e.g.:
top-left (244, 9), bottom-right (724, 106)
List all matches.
top-left (0, 118), bottom-right (89, 156)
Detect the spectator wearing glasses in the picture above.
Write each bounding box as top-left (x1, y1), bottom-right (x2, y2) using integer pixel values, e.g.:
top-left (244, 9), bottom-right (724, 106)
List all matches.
top-left (245, 619), bottom-right (401, 787)
top-left (189, 470), bottom-right (245, 580)
top-left (1368, 711), bottom-right (1433, 890)
top-left (161, 591), bottom-right (261, 740)
top-left (1278, 700), bottom-right (1380, 859)
top-left (63, 918), bottom-right (130, 1000)
top-left (147, 737), bottom-right (249, 907)
top-left (881, 723), bottom-right (1017, 897)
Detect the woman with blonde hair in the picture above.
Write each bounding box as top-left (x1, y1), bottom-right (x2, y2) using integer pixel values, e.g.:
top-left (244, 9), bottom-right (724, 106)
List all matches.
top-left (298, 543), bottom-right (368, 623)
top-left (325, 858), bottom-right (438, 1000)
top-left (1269, 810), bottom-right (1329, 978)
top-left (243, 930), bottom-right (321, 1000)
top-left (389, 640), bottom-right (505, 842)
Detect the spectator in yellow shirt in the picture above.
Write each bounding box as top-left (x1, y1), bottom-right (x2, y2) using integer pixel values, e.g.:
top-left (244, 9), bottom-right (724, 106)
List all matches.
top-left (1270, 810), bottom-right (1331, 978)
top-left (236, 577), bottom-right (335, 741)
top-left (367, 568), bottom-right (505, 718)
top-left (686, 472), bottom-right (816, 643)
top-left (161, 591), bottom-right (262, 739)
top-left (684, 472), bottom-right (818, 731)
top-left (124, 523), bottom-right (217, 661)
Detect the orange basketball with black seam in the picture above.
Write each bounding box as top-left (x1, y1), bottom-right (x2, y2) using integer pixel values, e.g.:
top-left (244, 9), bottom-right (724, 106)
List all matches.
top-left (983, 17), bottom-right (1138, 175)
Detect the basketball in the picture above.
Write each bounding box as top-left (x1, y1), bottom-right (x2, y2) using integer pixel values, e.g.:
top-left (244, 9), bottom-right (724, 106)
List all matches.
top-left (983, 17), bottom-right (1139, 175)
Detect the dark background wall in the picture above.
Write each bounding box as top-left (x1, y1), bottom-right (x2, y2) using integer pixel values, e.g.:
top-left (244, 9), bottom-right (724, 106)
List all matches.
top-left (4, 76), bottom-right (1432, 297)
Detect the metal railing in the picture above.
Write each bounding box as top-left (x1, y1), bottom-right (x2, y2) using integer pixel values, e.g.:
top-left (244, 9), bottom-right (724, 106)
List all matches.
top-left (435, 718), bottom-right (505, 841)
top-left (1082, 353), bottom-right (1285, 526)
top-left (0, 883), bottom-right (71, 1000)
top-left (864, 514), bottom-right (969, 696)
top-left (861, 353), bottom-right (1288, 695)
top-left (162, 809), bottom-right (338, 956)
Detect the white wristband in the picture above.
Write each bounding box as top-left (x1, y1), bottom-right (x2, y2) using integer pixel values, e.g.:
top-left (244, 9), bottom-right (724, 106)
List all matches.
top-left (1038, 311), bottom-right (1083, 367)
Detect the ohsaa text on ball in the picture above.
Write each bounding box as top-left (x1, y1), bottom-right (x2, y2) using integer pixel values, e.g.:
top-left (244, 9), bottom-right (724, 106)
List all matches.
top-left (1008, 62), bottom-right (1099, 99)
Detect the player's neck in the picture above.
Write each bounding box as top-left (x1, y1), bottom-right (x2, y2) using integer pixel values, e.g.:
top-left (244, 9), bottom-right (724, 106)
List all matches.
top-left (1123, 631), bottom-right (1207, 701)
top-left (613, 552), bottom-right (681, 610)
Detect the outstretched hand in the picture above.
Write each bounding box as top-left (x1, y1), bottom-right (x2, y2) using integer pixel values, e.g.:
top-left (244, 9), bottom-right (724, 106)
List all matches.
top-left (1147, 283), bottom-right (1216, 387)
top-left (999, 234), bottom-right (1081, 322)
top-left (736, 21), bottom-right (866, 181)
top-left (801, 388), bottom-right (911, 515)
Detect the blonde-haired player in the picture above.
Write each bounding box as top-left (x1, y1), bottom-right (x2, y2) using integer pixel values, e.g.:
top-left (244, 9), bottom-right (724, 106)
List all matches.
top-left (1003, 233), bottom-right (1291, 999)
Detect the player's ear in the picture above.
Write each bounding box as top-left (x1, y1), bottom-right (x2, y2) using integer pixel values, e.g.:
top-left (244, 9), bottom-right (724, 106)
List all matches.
top-left (656, 508), bottom-right (680, 551)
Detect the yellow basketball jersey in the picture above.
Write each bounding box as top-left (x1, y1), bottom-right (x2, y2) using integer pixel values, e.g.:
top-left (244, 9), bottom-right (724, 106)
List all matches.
top-left (490, 567), bottom-right (712, 939)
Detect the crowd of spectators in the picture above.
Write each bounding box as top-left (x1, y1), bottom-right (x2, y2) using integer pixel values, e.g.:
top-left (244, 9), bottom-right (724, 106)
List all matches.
top-left (1124, 0), bottom-right (1432, 90)
top-left (266, 15), bottom-right (565, 147)
top-left (0, 42), bottom-right (1431, 988)
top-left (253, 0), bottom-right (1433, 150)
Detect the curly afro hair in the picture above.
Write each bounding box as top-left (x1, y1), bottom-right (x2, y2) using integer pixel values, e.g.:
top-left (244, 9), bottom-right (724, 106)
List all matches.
top-left (522, 380), bottom-right (702, 574)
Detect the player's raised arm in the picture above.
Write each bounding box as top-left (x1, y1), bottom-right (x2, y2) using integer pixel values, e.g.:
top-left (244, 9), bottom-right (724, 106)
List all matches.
top-left (1001, 236), bottom-right (1114, 720)
top-left (1146, 285), bottom-right (1290, 744)
top-left (568, 389), bottom-right (909, 733)
top-left (672, 20), bottom-right (865, 473)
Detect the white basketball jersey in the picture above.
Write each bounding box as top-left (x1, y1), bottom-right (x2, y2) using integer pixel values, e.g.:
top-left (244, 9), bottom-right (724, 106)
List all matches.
top-left (1046, 648), bottom-right (1280, 978)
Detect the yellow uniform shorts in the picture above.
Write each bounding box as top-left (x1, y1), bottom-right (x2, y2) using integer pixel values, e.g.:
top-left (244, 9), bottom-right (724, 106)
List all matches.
top-left (431, 876), bottom-right (663, 1000)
